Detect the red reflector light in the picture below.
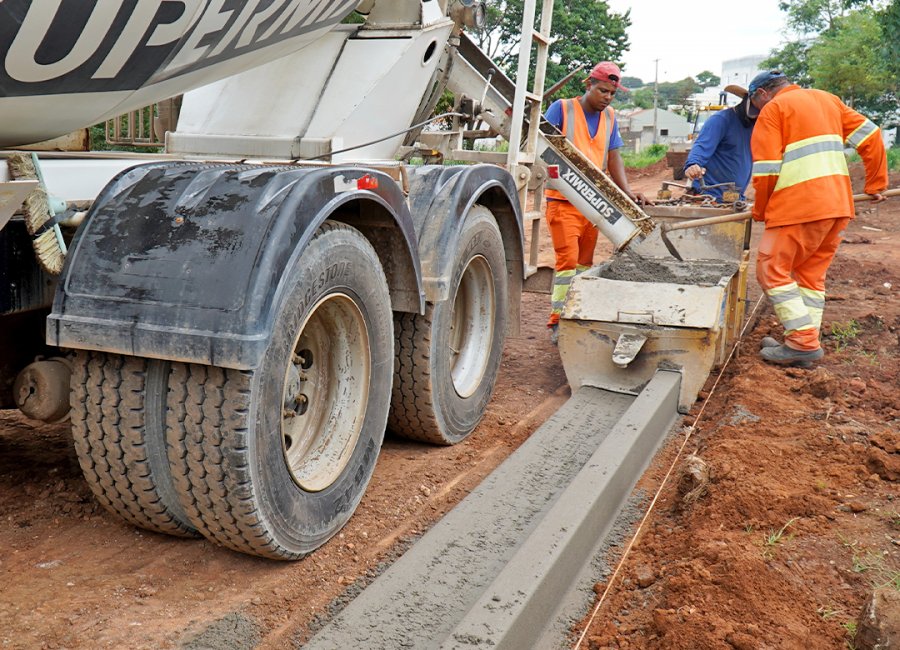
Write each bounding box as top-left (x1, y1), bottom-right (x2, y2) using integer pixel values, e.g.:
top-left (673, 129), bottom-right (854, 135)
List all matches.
top-left (547, 165), bottom-right (560, 179)
top-left (357, 174), bottom-right (379, 190)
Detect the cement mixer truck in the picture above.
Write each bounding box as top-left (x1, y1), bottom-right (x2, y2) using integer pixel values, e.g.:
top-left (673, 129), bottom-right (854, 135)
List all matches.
top-left (1, 0), bottom-right (743, 562)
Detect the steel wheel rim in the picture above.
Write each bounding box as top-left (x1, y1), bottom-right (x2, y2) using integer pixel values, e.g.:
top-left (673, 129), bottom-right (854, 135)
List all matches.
top-left (449, 255), bottom-right (495, 398)
top-left (282, 293), bottom-right (370, 492)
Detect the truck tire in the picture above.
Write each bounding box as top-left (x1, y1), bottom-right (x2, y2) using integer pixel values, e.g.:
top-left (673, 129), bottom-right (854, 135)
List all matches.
top-left (165, 221), bottom-right (393, 559)
top-left (389, 205), bottom-right (508, 445)
top-left (70, 351), bottom-right (197, 537)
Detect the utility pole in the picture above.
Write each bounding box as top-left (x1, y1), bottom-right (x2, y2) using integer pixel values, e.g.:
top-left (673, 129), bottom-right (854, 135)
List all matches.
top-left (652, 58), bottom-right (659, 146)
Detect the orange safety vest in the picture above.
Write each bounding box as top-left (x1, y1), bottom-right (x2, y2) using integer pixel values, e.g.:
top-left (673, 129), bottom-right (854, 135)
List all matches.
top-left (545, 99), bottom-right (615, 201)
top-left (750, 85), bottom-right (887, 228)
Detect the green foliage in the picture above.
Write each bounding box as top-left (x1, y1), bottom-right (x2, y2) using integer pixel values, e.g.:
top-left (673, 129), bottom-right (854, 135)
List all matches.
top-left (764, 2), bottom-right (898, 126)
top-left (621, 78), bottom-right (702, 111)
top-left (89, 123), bottom-right (162, 154)
top-left (830, 319), bottom-right (860, 351)
top-left (621, 144), bottom-right (667, 169)
top-left (762, 517), bottom-right (798, 559)
top-left (630, 87), bottom-right (655, 109)
top-left (620, 75), bottom-right (644, 89)
top-left (888, 147), bottom-right (900, 171)
top-left (808, 10), bottom-right (890, 109)
top-left (760, 40), bottom-right (814, 87)
top-left (342, 11), bottom-right (365, 24)
top-left (842, 619), bottom-right (858, 642)
top-left (473, 0), bottom-right (631, 101)
top-left (696, 70), bottom-right (721, 88)
top-left (777, 0), bottom-right (859, 33)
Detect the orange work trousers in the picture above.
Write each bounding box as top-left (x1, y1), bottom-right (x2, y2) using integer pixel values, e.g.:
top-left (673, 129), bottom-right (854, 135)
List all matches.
top-left (546, 199), bottom-right (598, 326)
top-left (756, 217), bottom-right (850, 351)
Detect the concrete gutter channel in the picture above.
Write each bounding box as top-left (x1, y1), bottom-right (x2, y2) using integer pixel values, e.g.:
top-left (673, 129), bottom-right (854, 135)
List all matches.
top-left (306, 370), bottom-right (681, 649)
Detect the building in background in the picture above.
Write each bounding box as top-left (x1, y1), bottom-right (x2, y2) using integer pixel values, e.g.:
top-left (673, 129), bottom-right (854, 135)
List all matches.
top-left (618, 108), bottom-right (692, 151)
top-left (720, 55), bottom-right (766, 101)
top-left (690, 55), bottom-right (767, 108)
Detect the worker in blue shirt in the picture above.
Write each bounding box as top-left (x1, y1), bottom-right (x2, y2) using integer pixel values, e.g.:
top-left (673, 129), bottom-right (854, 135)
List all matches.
top-left (683, 84), bottom-right (757, 202)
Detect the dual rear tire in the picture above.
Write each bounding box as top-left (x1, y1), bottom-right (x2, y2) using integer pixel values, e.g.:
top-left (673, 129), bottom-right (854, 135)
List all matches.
top-left (70, 209), bottom-right (509, 558)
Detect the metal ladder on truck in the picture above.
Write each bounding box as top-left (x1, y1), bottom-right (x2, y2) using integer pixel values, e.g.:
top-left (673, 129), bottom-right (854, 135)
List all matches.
top-left (440, 6), bottom-right (654, 292)
top-left (505, 0), bottom-right (554, 283)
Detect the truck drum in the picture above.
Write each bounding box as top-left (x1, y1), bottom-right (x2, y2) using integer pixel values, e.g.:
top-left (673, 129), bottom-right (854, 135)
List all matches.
top-left (164, 222), bottom-right (393, 560)
top-left (70, 353), bottom-right (198, 538)
top-left (390, 206), bottom-right (508, 444)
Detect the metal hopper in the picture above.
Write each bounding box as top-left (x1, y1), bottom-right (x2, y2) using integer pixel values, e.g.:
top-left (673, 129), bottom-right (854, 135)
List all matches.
top-left (558, 255), bottom-right (746, 413)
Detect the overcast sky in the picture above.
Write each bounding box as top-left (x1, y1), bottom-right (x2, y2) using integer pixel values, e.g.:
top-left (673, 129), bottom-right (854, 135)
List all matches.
top-left (604, 0), bottom-right (790, 84)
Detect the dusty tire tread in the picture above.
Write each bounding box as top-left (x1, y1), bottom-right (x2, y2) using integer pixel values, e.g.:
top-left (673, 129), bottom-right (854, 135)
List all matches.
top-left (167, 362), bottom-right (294, 559)
top-left (389, 309), bottom-right (445, 444)
top-left (70, 351), bottom-right (197, 537)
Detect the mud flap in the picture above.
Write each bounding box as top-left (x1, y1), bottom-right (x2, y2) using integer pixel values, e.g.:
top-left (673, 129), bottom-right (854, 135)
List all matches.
top-left (47, 161), bottom-right (421, 369)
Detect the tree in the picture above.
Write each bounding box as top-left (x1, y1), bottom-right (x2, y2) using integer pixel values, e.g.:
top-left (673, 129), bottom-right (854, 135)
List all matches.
top-left (472, 0), bottom-right (632, 101)
top-left (620, 75), bottom-right (644, 89)
top-left (776, 0), bottom-right (873, 33)
top-left (808, 10), bottom-right (889, 108)
top-left (763, 1), bottom-right (897, 126)
top-left (760, 40), bottom-right (814, 87)
top-left (695, 71), bottom-right (721, 89)
top-left (630, 87), bottom-right (655, 109)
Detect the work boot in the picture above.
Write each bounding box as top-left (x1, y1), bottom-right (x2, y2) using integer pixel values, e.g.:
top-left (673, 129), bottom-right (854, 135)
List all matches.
top-left (760, 344), bottom-right (824, 368)
top-left (548, 324), bottom-right (559, 346)
top-left (760, 336), bottom-right (780, 349)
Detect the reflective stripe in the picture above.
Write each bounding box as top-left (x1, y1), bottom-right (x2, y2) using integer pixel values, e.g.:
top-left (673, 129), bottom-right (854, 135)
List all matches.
top-left (783, 314), bottom-right (815, 332)
top-left (782, 139), bottom-right (844, 164)
top-left (575, 265), bottom-right (591, 273)
top-left (768, 291), bottom-right (798, 306)
top-left (784, 134), bottom-right (841, 153)
top-left (551, 269), bottom-right (576, 314)
top-left (799, 287), bottom-right (825, 328)
top-left (601, 107), bottom-right (614, 171)
top-left (769, 134), bottom-right (848, 190)
top-left (774, 151), bottom-right (848, 191)
top-left (753, 160), bottom-right (782, 176)
top-left (767, 283), bottom-right (802, 305)
top-left (563, 99), bottom-right (576, 140)
top-left (805, 307), bottom-right (824, 329)
top-left (767, 283), bottom-right (814, 332)
top-left (798, 287), bottom-right (825, 310)
top-left (846, 119), bottom-right (879, 148)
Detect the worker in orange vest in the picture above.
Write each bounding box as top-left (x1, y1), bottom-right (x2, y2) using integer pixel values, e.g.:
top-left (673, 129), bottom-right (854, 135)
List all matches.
top-left (749, 70), bottom-right (888, 367)
top-left (543, 61), bottom-right (649, 344)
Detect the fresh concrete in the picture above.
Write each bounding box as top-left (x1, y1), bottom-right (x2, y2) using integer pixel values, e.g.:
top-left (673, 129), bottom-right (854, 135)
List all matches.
top-left (305, 371), bottom-right (682, 649)
top-left (443, 370), bottom-right (681, 649)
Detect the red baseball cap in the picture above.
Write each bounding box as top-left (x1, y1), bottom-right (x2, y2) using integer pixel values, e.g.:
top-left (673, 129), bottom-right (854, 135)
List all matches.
top-left (586, 61), bottom-right (627, 91)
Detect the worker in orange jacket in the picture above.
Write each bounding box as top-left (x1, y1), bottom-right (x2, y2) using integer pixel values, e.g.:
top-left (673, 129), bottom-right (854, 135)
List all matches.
top-left (749, 70), bottom-right (888, 367)
top-left (543, 61), bottom-right (648, 343)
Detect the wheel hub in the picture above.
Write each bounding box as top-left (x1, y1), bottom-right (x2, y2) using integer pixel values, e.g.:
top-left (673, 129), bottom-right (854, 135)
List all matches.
top-left (449, 255), bottom-right (495, 398)
top-left (282, 293), bottom-right (370, 492)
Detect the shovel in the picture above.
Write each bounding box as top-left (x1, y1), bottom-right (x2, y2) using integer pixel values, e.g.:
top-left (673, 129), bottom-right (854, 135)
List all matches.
top-left (658, 189), bottom-right (900, 261)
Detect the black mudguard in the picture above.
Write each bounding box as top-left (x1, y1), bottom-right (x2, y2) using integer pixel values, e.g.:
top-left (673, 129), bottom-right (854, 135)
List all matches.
top-left (1, 218), bottom-right (55, 315)
top-left (47, 161), bottom-right (422, 370)
top-left (407, 163), bottom-right (523, 332)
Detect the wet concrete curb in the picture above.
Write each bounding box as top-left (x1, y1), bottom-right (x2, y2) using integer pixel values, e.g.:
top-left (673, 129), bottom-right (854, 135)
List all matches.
top-left (443, 370), bottom-right (681, 649)
top-left (306, 371), bottom-right (681, 648)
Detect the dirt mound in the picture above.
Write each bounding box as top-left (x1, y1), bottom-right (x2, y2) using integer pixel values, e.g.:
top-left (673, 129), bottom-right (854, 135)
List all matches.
top-left (575, 170), bottom-right (900, 650)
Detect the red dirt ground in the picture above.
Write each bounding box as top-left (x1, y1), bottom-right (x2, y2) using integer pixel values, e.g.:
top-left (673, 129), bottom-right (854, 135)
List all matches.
top-left (575, 165), bottom-right (900, 650)
top-left (1, 164), bottom-right (897, 649)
